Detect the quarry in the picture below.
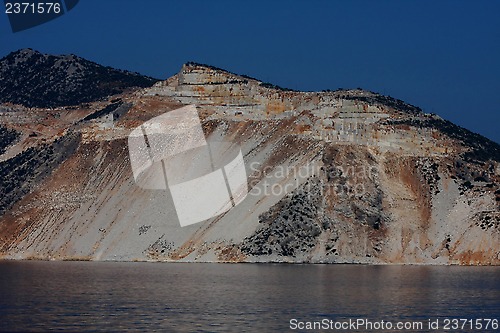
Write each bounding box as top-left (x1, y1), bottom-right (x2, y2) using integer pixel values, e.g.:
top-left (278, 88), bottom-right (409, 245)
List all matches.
top-left (0, 58), bottom-right (499, 265)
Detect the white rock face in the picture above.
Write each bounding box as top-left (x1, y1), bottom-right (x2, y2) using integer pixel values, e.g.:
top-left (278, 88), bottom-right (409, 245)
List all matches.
top-left (145, 64), bottom-right (454, 157)
top-left (0, 64), bottom-right (499, 265)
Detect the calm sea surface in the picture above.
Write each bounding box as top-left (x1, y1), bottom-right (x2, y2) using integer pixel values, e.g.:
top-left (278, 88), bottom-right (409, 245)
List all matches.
top-left (0, 262), bottom-right (498, 332)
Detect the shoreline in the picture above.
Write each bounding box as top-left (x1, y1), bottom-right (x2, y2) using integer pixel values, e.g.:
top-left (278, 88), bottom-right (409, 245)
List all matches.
top-left (0, 258), bottom-right (498, 267)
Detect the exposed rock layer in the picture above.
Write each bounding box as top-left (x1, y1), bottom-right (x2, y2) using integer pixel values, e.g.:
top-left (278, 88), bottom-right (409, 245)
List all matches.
top-left (0, 56), bottom-right (498, 265)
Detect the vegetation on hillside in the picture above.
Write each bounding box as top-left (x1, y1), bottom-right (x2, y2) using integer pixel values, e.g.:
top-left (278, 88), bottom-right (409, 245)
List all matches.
top-left (0, 49), bottom-right (159, 108)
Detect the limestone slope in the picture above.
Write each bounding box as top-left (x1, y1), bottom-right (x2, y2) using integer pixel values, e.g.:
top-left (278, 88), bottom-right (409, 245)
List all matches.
top-left (0, 60), bottom-right (498, 265)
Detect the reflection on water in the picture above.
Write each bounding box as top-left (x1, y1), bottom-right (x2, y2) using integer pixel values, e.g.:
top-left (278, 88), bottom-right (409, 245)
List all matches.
top-left (0, 262), bottom-right (498, 332)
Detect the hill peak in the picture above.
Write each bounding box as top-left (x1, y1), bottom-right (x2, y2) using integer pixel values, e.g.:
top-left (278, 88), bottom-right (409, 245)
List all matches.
top-left (0, 49), bottom-right (159, 108)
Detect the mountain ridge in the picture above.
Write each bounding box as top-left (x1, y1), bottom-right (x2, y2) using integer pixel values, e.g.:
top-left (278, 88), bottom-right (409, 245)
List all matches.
top-left (0, 50), bottom-right (498, 265)
top-left (0, 49), bottom-right (159, 108)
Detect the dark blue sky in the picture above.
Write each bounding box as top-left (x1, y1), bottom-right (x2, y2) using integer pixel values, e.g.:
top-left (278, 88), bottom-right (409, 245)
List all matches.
top-left (1, 1), bottom-right (499, 143)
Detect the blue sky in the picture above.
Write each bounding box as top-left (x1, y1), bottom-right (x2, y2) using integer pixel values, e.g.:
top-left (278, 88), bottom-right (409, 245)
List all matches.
top-left (1, 0), bottom-right (499, 143)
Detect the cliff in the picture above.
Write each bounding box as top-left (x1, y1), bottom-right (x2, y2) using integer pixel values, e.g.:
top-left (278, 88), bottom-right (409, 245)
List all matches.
top-left (0, 55), bottom-right (498, 265)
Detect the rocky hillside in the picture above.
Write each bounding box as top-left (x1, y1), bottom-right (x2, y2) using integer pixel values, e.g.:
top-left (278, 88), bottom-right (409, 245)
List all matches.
top-left (0, 58), bottom-right (498, 265)
top-left (0, 49), bottom-right (158, 108)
